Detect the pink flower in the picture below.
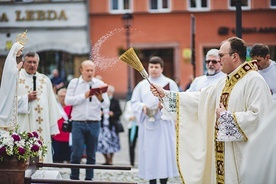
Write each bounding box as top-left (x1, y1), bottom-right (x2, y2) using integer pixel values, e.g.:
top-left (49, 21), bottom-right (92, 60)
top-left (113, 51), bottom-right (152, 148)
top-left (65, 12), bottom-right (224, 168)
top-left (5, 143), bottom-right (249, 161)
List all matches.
top-left (18, 147), bottom-right (26, 155)
top-left (32, 132), bottom-right (39, 138)
top-left (12, 134), bottom-right (21, 142)
top-left (31, 144), bottom-right (39, 152)
top-left (27, 132), bottom-right (33, 138)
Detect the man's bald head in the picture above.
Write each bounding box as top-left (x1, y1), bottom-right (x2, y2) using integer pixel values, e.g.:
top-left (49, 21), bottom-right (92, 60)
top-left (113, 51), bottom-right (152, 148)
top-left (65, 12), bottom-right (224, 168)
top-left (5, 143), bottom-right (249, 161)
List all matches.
top-left (81, 60), bottom-right (95, 69)
top-left (80, 60), bottom-right (96, 82)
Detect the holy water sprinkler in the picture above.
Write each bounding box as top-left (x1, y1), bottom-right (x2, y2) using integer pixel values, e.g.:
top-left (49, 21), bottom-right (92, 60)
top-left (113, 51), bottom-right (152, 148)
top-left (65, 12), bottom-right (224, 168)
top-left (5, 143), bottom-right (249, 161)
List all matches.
top-left (119, 48), bottom-right (149, 80)
top-left (119, 47), bottom-right (163, 102)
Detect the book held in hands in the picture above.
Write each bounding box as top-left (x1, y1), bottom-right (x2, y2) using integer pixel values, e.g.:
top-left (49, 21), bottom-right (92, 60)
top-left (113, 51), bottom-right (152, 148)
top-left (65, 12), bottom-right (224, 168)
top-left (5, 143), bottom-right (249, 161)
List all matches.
top-left (89, 85), bottom-right (108, 96)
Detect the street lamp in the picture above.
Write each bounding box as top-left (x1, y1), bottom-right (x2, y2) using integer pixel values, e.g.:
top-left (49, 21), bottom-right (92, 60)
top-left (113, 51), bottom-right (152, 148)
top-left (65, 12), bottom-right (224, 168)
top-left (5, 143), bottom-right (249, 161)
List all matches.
top-left (235, 0), bottom-right (242, 38)
top-left (122, 13), bottom-right (133, 100)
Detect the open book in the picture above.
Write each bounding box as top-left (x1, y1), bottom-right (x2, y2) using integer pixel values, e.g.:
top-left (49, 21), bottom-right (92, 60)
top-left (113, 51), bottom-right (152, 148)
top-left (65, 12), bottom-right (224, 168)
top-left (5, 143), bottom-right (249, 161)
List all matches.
top-left (89, 85), bottom-right (108, 96)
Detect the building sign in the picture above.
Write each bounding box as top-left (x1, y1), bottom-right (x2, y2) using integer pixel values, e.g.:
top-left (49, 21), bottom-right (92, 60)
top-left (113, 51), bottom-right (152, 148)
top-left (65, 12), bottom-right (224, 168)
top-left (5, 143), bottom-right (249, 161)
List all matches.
top-left (218, 26), bottom-right (276, 35)
top-left (0, 2), bottom-right (89, 55)
top-left (0, 3), bottom-right (86, 27)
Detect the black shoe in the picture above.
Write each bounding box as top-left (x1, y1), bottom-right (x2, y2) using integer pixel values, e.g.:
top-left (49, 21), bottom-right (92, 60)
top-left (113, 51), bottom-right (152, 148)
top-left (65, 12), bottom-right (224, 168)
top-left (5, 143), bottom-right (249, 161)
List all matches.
top-left (85, 178), bottom-right (92, 181)
top-left (70, 176), bottom-right (79, 180)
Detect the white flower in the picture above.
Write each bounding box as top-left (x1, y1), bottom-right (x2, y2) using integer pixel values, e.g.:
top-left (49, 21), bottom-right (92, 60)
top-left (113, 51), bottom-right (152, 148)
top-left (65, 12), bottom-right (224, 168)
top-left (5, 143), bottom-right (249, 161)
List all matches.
top-left (3, 137), bottom-right (14, 147)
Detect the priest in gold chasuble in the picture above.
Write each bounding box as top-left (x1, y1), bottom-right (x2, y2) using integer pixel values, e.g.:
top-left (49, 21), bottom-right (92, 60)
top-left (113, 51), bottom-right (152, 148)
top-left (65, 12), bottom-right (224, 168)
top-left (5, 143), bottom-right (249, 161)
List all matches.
top-left (150, 37), bottom-right (273, 184)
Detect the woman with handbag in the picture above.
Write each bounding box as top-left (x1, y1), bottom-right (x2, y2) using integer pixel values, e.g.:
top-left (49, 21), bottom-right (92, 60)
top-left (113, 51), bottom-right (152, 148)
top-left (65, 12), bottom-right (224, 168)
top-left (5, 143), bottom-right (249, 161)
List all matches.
top-left (52, 88), bottom-right (72, 163)
top-left (97, 85), bottom-right (122, 165)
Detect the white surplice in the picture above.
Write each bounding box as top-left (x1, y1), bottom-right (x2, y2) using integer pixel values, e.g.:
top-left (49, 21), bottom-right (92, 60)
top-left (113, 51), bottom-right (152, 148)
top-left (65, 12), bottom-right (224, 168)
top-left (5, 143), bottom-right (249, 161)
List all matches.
top-left (161, 64), bottom-right (272, 184)
top-left (17, 69), bottom-right (60, 163)
top-left (131, 74), bottom-right (179, 180)
top-left (258, 60), bottom-right (276, 100)
top-left (0, 42), bottom-right (23, 130)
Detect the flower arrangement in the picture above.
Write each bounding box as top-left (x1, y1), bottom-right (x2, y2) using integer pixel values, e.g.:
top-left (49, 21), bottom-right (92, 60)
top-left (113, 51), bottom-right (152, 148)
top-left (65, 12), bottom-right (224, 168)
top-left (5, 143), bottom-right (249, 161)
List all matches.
top-left (0, 126), bottom-right (47, 162)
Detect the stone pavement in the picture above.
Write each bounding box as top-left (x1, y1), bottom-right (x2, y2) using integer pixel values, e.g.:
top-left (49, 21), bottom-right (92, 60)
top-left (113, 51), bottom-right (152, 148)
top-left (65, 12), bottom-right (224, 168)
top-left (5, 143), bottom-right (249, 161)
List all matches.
top-left (57, 166), bottom-right (181, 184)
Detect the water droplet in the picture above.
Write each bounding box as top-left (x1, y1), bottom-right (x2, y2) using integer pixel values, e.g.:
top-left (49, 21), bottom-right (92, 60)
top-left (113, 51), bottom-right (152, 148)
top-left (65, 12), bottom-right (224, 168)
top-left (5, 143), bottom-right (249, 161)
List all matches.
top-left (91, 28), bottom-right (124, 71)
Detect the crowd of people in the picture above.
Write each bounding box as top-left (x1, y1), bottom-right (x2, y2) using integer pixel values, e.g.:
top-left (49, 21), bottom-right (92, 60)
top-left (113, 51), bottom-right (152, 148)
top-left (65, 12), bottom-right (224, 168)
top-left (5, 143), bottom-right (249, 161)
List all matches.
top-left (0, 32), bottom-right (275, 183)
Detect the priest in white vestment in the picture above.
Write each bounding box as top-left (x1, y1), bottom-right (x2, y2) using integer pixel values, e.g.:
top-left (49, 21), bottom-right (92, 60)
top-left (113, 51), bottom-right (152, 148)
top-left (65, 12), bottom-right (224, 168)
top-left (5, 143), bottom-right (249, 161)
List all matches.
top-left (131, 56), bottom-right (179, 183)
top-left (18, 52), bottom-right (60, 163)
top-left (150, 37), bottom-right (272, 184)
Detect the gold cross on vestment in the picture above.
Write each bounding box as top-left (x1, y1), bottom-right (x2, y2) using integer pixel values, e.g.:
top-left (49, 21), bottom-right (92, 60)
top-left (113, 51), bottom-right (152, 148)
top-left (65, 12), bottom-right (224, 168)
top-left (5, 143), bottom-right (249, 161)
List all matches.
top-left (36, 116), bottom-right (43, 124)
top-left (35, 105), bottom-right (43, 114)
top-left (39, 78), bottom-right (46, 85)
top-left (19, 78), bottom-right (25, 84)
top-left (37, 127), bottom-right (43, 134)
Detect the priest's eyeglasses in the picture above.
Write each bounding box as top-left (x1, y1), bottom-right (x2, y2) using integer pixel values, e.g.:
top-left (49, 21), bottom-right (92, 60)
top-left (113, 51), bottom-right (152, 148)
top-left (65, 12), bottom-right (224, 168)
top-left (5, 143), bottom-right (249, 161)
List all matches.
top-left (205, 60), bottom-right (219, 64)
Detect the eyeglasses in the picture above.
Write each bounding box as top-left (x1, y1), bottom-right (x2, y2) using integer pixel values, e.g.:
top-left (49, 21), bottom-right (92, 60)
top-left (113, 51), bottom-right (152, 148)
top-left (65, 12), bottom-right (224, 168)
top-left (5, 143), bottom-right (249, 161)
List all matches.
top-left (219, 52), bottom-right (233, 59)
top-left (205, 60), bottom-right (219, 64)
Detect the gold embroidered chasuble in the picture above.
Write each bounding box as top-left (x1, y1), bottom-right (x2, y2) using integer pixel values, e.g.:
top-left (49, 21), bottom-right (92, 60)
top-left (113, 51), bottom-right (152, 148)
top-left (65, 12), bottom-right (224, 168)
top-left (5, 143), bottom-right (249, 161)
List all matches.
top-left (175, 62), bottom-right (272, 184)
top-left (215, 62), bottom-right (257, 184)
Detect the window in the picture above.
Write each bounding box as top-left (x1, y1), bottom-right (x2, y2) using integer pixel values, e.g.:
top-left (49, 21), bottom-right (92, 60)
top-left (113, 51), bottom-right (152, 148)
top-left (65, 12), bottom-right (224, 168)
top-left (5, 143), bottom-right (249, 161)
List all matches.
top-left (271, 0), bottom-right (276, 8)
top-left (149, 0), bottom-right (170, 12)
top-left (110, 0), bottom-right (131, 13)
top-left (229, 0), bottom-right (250, 10)
top-left (188, 0), bottom-right (209, 11)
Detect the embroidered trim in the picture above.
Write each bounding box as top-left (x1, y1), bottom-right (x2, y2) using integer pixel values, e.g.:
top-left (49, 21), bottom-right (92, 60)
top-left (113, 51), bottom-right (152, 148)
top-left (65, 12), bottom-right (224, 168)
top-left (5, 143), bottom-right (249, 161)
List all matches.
top-left (163, 91), bottom-right (177, 113)
top-left (217, 111), bottom-right (243, 141)
top-left (175, 92), bottom-right (185, 184)
top-left (233, 113), bottom-right (248, 142)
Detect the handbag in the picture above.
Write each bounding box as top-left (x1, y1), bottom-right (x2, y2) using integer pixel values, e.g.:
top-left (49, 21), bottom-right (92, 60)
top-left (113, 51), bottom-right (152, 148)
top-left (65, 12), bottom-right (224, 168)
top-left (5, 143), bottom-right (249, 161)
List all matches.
top-left (114, 120), bottom-right (124, 133)
top-left (62, 107), bottom-right (73, 132)
top-left (62, 119), bottom-right (72, 132)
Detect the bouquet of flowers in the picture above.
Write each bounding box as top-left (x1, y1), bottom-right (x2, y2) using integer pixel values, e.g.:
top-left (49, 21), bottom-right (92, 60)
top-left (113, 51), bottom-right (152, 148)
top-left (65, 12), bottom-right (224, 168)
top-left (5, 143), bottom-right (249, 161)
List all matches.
top-left (0, 125), bottom-right (47, 162)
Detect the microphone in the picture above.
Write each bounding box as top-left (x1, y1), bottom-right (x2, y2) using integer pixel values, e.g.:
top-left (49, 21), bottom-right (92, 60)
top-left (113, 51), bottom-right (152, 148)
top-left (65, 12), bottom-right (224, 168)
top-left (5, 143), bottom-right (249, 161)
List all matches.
top-left (33, 75), bottom-right (36, 91)
top-left (89, 84), bottom-right (92, 102)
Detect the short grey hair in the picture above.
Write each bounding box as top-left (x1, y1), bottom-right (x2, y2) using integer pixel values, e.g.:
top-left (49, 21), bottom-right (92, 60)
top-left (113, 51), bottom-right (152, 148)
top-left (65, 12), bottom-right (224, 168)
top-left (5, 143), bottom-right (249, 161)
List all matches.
top-left (206, 49), bottom-right (219, 58)
top-left (23, 51), bottom-right (40, 62)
